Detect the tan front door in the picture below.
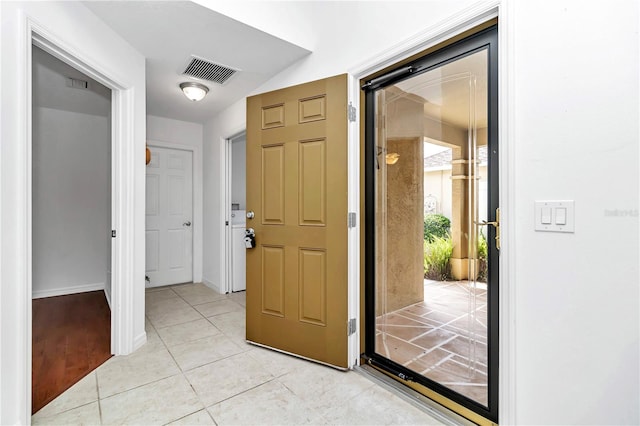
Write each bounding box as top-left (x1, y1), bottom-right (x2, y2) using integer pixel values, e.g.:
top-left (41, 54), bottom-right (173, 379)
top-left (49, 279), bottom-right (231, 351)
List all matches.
top-left (246, 74), bottom-right (348, 369)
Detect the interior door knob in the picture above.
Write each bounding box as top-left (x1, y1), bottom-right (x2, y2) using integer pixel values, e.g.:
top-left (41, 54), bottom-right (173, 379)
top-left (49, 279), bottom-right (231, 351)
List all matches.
top-left (183, 221), bottom-right (191, 227)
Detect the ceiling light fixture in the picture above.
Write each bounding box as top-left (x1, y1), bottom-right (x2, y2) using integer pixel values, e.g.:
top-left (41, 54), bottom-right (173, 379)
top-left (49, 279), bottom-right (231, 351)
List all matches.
top-left (180, 82), bottom-right (209, 102)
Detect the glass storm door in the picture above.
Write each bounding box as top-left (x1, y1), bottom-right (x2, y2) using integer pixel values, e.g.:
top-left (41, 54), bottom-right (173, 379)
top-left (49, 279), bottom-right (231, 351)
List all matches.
top-left (363, 26), bottom-right (498, 423)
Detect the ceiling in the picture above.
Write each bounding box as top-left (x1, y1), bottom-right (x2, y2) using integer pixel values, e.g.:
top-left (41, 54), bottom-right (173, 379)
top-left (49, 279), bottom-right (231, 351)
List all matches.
top-left (81, 1), bottom-right (311, 123)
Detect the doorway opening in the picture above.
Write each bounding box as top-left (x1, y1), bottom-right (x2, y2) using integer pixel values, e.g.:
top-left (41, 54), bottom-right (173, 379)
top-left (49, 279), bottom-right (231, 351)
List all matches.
top-left (363, 26), bottom-right (498, 424)
top-left (31, 45), bottom-right (113, 413)
top-left (224, 132), bottom-right (247, 294)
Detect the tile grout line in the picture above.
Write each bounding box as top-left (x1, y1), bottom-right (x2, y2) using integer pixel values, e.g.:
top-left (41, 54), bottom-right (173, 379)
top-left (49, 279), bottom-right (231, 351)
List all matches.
top-left (147, 287), bottom-right (256, 424)
top-left (95, 372), bottom-right (104, 425)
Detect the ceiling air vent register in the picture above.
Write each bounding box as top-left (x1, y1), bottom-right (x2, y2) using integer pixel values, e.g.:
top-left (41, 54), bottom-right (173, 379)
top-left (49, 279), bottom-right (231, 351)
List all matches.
top-left (182, 56), bottom-right (238, 85)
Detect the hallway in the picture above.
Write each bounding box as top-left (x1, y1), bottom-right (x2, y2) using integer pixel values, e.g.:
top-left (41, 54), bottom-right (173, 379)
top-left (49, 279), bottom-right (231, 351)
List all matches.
top-left (33, 283), bottom-right (445, 425)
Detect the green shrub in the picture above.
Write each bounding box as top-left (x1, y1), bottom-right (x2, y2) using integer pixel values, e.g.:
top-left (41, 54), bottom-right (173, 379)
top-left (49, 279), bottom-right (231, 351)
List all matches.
top-left (478, 231), bottom-right (488, 259)
top-left (423, 236), bottom-right (453, 281)
top-left (477, 231), bottom-right (488, 282)
top-left (424, 214), bottom-right (451, 242)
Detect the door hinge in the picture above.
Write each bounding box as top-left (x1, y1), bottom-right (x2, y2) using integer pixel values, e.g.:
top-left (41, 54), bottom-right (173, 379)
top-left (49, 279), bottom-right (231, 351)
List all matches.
top-left (111, 230), bottom-right (116, 238)
top-left (348, 102), bottom-right (356, 122)
top-left (347, 318), bottom-right (356, 336)
top-left (347, 212), bottom-right (357, 228)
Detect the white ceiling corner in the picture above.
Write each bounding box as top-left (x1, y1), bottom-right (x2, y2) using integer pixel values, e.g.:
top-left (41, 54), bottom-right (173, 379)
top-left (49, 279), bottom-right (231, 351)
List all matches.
top-left (82, 1), bottom-right (311, 124)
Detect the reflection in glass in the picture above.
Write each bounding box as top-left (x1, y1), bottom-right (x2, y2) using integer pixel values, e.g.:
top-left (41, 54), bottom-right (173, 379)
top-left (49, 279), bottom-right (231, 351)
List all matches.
top-left (374, 50), bottom-right (489, 406)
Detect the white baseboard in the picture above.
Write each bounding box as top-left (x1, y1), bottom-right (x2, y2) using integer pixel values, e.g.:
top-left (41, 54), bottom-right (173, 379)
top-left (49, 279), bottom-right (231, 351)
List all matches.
top-left (133, 331), bottom-right (147, 352)
top-left (202, 277), bottom-right (224, 294)
top-left (32, 282), bottom-right (105, 299)
top-left (103, 288), bottom-right (112, 309)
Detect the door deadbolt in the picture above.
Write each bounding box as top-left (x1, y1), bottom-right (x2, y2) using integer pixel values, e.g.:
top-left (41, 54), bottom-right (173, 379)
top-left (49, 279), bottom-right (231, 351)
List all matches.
top-left (245, 228), bottom-right (256, 249)
top-left (246, 211), bottom-right (255, 219)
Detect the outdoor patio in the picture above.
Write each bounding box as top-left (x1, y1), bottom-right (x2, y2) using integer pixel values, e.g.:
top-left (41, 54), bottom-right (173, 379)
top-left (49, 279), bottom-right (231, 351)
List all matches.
top-left (376, 279), bottom-right (488, 406)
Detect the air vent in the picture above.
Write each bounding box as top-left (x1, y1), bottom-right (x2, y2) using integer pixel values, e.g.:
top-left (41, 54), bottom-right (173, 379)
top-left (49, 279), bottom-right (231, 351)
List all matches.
top-left (182, 56), bottom-right (238, 85)
top-left (66, 77), bottom-right (89, 89)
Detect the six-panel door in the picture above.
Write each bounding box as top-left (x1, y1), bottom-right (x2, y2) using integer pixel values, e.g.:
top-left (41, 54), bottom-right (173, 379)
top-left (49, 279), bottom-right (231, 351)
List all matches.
top-left (246, 74), bottom-right (349, 368)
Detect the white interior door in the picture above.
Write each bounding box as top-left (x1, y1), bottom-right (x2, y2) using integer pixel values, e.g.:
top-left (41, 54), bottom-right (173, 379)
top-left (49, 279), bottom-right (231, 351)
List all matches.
top-left (146, 146), bottom-right (193, 287)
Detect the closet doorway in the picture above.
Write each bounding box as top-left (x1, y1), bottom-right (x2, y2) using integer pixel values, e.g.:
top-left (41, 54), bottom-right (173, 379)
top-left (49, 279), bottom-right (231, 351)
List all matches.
top-left (31, 45), bottom-right (113, 414)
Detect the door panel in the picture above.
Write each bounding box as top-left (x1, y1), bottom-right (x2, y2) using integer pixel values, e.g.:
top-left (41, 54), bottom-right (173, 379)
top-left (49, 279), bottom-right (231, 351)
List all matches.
top-left (145, 146), bottom-right (193, 286)
top-left (246, 74), bottom-right (348, 368)
top-left (261, 245), bottom-right (285, 316)
top-left (261, 145), bottom-right (285, 224)
top-left (298, 139), bottom-right (326, 225)
top-left (299, 248), bottom-right (327, 325)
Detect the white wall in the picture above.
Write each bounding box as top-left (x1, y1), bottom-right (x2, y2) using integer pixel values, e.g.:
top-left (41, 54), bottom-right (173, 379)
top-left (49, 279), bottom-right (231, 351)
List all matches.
top-left (1, 2), bottom-right (146, 423)
top-left (231, 135), bottom-right (246, 210)
top-left (202, 1), bottom-right (640, 424)
top-left (32, 107), bottom-right (110, 298)
top-left (147, 115), bottom-right (204, 283)
top-left (511, 1), bottom-right (638, 424)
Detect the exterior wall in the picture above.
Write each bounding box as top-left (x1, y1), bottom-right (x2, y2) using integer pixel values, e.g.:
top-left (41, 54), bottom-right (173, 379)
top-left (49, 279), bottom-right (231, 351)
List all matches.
top-left (424, 165), bottom-right (488, 223)
top-left (425, 169), bottom-right (453, 219)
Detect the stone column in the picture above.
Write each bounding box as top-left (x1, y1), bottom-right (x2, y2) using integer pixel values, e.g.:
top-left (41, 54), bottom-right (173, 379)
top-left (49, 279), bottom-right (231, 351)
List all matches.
top-left (384, 137), bottom-right (424, 312)
top-left (376, 92), bottom-right (425, 313)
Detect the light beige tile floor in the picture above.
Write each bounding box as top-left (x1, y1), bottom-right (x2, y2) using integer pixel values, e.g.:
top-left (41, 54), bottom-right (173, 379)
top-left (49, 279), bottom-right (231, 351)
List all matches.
top-left (32, 282), bottom-right (445, 425)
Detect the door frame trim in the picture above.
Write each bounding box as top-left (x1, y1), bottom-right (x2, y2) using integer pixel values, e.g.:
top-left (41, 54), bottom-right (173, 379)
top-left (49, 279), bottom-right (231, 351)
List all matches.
top-left (30, 23), bottom-right (137, 356)
top-left (223, 131), bottom-right (246, 294)
top-left (362, 25), bottom-right (499, 422)
top-left (146, 140), bottom-right (202, 285)
top-left (11, 13), bottom-right (140, 421)
top-left (347, 1), bottom-right (516, 423)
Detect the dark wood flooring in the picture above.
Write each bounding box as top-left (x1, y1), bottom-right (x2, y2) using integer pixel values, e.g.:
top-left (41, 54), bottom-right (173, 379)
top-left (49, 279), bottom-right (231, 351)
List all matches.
top-left (32, 291), bottom-right (112, 414)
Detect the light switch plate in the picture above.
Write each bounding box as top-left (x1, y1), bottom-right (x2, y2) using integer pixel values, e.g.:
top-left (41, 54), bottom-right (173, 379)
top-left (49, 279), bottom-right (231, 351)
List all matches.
top-left (535, 200), bottom-right (575, 233)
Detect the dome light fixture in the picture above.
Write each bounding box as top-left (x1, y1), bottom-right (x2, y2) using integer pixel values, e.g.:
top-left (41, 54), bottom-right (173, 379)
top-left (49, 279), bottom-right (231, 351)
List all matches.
top-left (180, 82), bottom-right (209, 102)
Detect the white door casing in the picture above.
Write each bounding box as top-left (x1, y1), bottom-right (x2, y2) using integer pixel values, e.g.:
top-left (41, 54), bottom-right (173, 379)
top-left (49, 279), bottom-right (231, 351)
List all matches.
top-left (146, 146), bottom-right (193, 286)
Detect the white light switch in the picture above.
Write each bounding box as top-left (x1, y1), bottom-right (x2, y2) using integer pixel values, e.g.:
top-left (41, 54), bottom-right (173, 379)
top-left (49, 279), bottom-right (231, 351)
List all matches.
top-left (541, 207), bottom-right (552, 224)
top-left (555, 207), bottom-right (567, 225)
top-left (535, 200), bottom-right (575, 233)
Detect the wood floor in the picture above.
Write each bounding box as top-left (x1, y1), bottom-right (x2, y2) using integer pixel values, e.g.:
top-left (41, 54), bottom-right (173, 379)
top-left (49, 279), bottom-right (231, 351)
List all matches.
top-left (32, 291), bottom-right (112, 414)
